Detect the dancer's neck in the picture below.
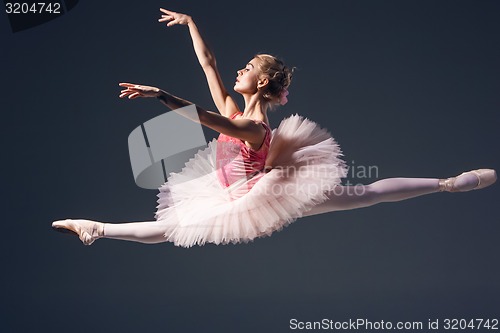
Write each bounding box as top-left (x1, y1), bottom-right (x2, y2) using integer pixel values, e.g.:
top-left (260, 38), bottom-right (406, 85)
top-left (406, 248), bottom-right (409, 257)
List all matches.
top-left (242, 94), bottom-right (268, 122)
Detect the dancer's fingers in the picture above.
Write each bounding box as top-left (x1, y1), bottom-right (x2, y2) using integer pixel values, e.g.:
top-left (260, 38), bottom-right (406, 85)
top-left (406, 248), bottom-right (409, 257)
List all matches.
top-left (158, 14), bottom-right (172, 20)
top-left (120, 84), bottom-right (146, 91)
top-left (121, 89), bottom-right (134, 95)
top-left (167, 19), bottom-right (179, 27)
top-left (158, 16), bottom-right (173, 23)
top-left (128, 92), bottom-right (140, 99)
top-left (120, 89), bottom-right (136, 96)
top-left (160, 8), bottom-right (174, 15)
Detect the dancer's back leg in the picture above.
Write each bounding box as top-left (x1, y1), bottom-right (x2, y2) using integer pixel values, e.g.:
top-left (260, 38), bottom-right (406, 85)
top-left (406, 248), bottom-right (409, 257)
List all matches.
top-left (103, 221), bottom-right (168, 244)
top-left (52, 219), bottom-right (168, 245)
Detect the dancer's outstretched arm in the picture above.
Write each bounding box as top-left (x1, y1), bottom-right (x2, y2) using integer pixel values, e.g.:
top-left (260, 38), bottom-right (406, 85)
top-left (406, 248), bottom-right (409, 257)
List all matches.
top-left (159, 8), bottom-right (240, 118)
top-left (118, 83), bottom-right (266, 145)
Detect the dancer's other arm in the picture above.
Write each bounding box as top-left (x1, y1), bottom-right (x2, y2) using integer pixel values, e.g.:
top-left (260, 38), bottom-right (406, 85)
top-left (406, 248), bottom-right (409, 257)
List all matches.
top-left (158, 8), bottom-right (240, 118)
top-left (118, 83), bottom-right (265, 144)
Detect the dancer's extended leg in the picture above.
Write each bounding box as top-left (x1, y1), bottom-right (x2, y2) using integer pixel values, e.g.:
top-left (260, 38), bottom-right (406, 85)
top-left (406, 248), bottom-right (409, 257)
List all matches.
top-left (303, 177), bottom-right (440, 216)
top-left (303, 169), bottom-right (496, 216)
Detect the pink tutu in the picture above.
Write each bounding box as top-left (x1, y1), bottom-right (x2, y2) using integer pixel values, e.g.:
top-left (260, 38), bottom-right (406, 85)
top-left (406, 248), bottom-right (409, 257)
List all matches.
top-left (155, 114), bottom-right (347, 247)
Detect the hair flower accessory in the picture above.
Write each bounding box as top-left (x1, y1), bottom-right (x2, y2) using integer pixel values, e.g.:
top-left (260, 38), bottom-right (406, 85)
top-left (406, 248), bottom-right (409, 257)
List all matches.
top-left (279, 88), bottom-right (289, 105)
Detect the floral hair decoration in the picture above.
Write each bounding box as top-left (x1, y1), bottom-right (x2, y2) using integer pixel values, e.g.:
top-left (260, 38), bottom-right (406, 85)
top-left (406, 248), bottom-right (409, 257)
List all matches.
top-left (279, 89), bottom-right (289, 105)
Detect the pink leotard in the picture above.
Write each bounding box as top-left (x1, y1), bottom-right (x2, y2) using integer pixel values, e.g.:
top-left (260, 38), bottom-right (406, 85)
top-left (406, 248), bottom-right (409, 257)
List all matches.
top-left (216, 112), bottom-right (272, 188)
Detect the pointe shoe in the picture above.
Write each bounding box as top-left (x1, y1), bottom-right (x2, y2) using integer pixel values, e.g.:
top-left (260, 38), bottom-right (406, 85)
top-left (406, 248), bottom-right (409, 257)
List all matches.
top-left (439, 169), bottom-right (497, 192)
top-left (52, 219), bottom-right (104, 245)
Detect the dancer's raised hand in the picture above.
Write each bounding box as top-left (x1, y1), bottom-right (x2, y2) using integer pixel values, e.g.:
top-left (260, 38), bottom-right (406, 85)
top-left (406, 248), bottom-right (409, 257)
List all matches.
top-left (158, 8), bottom-right (192, 27)
top-left (119, 83), bottom-right (161, 99)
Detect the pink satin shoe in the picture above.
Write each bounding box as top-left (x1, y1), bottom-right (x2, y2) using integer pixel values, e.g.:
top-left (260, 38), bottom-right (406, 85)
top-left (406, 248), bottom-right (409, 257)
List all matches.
top-left (52, 219), bottom-right (104, 245)
top-left (439, 169), bottom-right (497, 192)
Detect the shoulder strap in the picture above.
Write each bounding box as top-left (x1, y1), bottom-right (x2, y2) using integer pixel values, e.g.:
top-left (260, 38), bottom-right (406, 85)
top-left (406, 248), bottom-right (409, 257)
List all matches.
top-left (229, 112), bottom-right (242, 119)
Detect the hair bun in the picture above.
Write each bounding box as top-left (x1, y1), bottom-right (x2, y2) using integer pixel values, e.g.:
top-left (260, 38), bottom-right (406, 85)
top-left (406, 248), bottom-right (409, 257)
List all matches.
top-left (254, 54), bottom-right (294, 107)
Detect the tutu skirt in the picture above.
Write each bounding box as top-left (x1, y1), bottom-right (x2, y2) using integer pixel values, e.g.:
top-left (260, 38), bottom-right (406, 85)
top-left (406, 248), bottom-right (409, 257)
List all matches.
top-left (155, 114), bottom-right (347, 247)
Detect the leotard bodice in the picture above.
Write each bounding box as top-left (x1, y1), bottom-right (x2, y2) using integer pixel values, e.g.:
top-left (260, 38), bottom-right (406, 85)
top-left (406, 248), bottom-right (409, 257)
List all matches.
top-left (216, 112), bottom-right (272, 188)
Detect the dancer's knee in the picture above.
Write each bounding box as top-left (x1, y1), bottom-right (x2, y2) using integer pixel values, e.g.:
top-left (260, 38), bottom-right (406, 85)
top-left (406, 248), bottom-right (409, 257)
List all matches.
top-left (360, 184), bottom-right (378, 206)
top-left (326, 184), bottom-right (377, 210)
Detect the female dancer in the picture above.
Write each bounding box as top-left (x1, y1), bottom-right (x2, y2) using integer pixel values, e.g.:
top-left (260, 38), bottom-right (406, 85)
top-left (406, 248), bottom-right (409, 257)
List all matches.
top-left (52, 9), bottom-right (496, 247)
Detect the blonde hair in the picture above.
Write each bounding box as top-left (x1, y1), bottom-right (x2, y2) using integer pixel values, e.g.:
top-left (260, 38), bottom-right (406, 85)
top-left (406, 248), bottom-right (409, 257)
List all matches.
top-left (253, 54), bottom-right (294, 106)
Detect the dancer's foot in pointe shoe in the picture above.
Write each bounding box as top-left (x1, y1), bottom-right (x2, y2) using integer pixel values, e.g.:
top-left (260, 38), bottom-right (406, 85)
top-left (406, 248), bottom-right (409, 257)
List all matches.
top-left (52, 219), bottom-right (104, 245)
top-left (439, 169), bottom-right (497, 192)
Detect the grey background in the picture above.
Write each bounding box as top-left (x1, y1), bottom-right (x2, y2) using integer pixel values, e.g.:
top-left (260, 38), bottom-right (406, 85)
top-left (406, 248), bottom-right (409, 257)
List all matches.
top-left (2, 1), bottom-right (499, 332)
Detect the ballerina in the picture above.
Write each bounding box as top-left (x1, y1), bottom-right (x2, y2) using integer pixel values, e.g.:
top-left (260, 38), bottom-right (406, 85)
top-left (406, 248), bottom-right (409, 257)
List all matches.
top-left (52, 8), bottom-right (497, 247)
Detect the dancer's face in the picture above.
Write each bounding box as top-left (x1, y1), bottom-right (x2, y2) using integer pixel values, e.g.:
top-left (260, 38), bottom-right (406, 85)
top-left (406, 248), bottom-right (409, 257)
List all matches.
top-left (234, 58), bottom-right (261, 95)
